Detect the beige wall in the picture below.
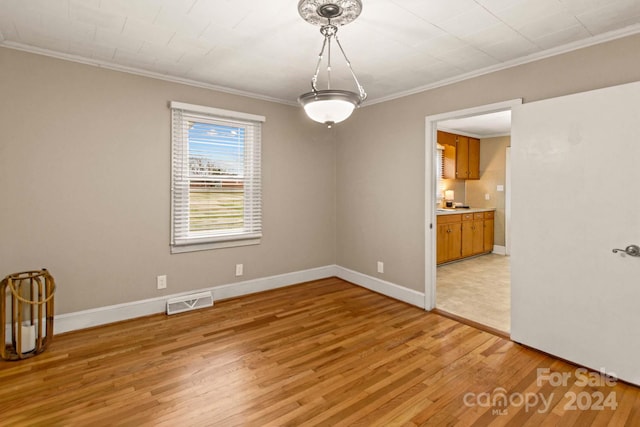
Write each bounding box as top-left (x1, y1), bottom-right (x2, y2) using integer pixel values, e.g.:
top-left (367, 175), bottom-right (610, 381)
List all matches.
top-left (3, 32), bottom-right (640, 312)
top-left (441, 178), bottom-right (466, 206)
top-left (336, 34), bottom-right (640, 293)
top-left (0, 47), bottom-right (336, 314)
top-left (466, 136), bottom-right (510, 246)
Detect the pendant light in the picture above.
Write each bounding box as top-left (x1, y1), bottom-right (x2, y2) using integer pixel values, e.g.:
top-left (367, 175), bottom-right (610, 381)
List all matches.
top-left (297, 0), bottom-right (367, 128)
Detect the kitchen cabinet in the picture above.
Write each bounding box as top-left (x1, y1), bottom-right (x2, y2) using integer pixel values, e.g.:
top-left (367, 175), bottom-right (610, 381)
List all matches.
top-left (461, 213), bottom-right (485, 257)
top-left (437, 210), bottom-right (494, 265)
top-left (468, 137), bottom-right (480, 179)
top-left (437, 131), bottom-right (457, 179)
top-left (483, 211), bottom-right (494, 252)
top-left (455, 136), bottom-right (480, 179)
top-left (437, 131), bottom-right (480, 180)
top-left (437, 214), bottom-right (462, 264)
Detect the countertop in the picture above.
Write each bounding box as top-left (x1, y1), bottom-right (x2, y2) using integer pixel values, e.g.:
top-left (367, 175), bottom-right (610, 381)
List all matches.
top-left (436, 207), bottom-right (496, 216)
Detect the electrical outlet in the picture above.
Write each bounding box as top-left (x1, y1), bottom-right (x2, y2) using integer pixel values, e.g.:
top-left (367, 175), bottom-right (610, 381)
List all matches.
top-left (377, 261), bottom-right (384, 274)
top-left (485, 193), bottom-right (491, 200)
top-left (235, 264), bottom-right (243, 277)
top-left (157, 275), bottom-right (167, 290)
top-left (497, 185), bottom-right (504, 192)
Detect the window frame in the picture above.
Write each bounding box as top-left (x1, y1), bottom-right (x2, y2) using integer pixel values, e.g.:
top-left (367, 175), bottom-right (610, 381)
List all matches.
top-left (169, 101), bottom-right (265, 253)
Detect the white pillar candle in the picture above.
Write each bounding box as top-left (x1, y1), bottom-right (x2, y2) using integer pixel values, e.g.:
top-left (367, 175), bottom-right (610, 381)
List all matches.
top-left (20, 324), bottom-right (36, 353)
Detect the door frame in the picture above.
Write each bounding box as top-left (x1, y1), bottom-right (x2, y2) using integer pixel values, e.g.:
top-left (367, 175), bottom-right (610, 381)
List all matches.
top-left (424, 99), bottom-right (522, 310)
top-left (505, 146), bottom-right (512, 255)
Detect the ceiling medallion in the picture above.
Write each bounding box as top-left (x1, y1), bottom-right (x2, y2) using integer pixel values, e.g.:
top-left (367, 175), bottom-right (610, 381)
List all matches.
top-left (297, 0), bottom-right (366, 127)
top-left (298, 0), bottom-right (363, 27)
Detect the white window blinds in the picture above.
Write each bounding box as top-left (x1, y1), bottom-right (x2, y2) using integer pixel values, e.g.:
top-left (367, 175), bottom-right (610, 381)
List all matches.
top-left (170, 102), bottom-right (264, 252)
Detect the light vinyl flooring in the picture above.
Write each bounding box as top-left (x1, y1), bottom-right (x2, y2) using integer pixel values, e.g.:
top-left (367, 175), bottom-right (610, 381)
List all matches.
top-left (437, 254), bottom-right (510, 333)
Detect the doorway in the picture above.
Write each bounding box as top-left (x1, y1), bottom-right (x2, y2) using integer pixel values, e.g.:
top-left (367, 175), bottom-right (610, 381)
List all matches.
top-left (424, 99), bottom-right (521, 334)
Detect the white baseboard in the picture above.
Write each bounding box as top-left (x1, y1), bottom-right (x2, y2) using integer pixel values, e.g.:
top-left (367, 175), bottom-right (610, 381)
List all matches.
top-left (211, 265), bottom-right (336, 301)
top-left (54, 265), bottom-right (337, 335)
top-left (492, 245), bottom-right (507, 255)
top-left (334, 266), bottom-right (425, 309)
top-left (49, 264), bottom-right (425, 335)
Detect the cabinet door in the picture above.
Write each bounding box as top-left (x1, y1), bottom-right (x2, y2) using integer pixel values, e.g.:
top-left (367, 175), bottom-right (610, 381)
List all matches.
top-left (438, 131), bottom-right (456, 146)
top-left (437, 223), bottom-right (449, 264)
top-left (447, 222), bottom-right (462, 261)
top-left (442, 144), bottom-right (456, 179)
top-left (438, 131), bottom-right (457, 179)
top-left (437, 215), bottom-right (462, 264)
top-left (468, 137), bottom-right (480, 179)
top-left (461, 221), bottom-right (474, 257)
top-left (438, 223), bottom-right (462, 264)
top-left (456, 136), bottom-right (469, 179)
top-left (483, 217), bottom-right (494, 253)
top-left (472, 219), bottom-right (485, 254)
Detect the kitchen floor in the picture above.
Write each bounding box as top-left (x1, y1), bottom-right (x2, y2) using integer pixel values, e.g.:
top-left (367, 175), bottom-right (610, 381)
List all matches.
top-left (436, 254), bottom-right (510, 333)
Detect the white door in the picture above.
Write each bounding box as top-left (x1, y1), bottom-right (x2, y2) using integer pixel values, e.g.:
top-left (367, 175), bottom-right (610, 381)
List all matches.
top-left (511, 81), bottom-right (640, 385)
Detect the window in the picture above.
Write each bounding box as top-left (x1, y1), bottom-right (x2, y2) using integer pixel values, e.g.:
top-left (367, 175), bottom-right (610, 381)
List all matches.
top-left (170, 102), bottom-right (264, 253)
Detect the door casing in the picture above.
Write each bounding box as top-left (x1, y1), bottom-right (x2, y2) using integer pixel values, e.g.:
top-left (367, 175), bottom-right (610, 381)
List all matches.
top-left (424, 99), bottom-right (522, 311)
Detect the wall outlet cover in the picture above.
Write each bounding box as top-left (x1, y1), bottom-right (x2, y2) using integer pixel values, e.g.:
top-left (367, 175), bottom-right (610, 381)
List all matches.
top-left (157, 275), bottom-right (167, 290)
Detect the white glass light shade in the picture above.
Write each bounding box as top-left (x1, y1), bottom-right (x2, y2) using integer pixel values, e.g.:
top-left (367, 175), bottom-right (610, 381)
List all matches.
top-left (444, 190), bottom-right (455, 201)
top-left (298, 90), bottom-right (361, 126)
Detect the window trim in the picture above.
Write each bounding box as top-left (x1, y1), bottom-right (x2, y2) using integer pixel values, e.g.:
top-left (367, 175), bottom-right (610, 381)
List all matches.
top-left (169, 101), bottom-right (265, 254)
top-left (170, 102), bottom-right (266, 124)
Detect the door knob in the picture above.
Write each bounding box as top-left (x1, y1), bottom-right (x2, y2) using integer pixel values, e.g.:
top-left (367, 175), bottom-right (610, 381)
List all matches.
top-left (612, 245), bottom-right (640, 257)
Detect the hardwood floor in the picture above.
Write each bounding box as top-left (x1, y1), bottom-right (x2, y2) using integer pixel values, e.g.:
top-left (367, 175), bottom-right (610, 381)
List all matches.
top-left (2, 277), bottom-right (639, 426)
top-left (437, 254), bottom-right (510, 333)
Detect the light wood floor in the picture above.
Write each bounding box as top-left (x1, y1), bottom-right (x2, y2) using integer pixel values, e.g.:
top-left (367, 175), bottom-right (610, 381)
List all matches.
top-left (437, 254), bottom-right (510, 333)
top-left (2, 278), bottom-right (639, 426)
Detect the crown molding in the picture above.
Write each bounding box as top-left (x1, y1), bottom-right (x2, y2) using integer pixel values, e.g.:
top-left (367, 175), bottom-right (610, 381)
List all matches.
top-left (0, 41), bottom-right (298, 107)
top-left (365, 23), bottom-right (640, 107)
top-left (2, 23), bottom-right (640, 108)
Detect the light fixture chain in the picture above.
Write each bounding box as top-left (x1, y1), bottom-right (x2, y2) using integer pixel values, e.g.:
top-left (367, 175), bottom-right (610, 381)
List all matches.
top-left (334, 34), bottom-right (367, 101)
top-left (327, 32), bottom-right (332, 90)
top-left (311, 36), bottom-right (329, 93)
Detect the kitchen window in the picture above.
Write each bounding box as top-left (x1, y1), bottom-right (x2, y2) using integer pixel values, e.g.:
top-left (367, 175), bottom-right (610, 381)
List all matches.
top-left (170, 102), bottom-right (264, 253)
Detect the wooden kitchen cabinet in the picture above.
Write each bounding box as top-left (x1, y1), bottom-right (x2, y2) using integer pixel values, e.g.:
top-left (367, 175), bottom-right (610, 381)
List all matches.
top-left (437, 131), bottom-right (480, 180)
top-left (483, 211), bottom-right (495, 253)
top-left (437, 214), bottom-right (462, 264)
top-left (456, 135), bottom-right (469, 179)
top-left (468, 137), bottom-right (480, 179)
top-left (455, 136), bottom-right (480, 180)
top-left (438, 210), bottom-right (494, 265)
top-left (461, 213), bottom-right (485, 257)
top-left (437, 131), bottom-right (457, 179)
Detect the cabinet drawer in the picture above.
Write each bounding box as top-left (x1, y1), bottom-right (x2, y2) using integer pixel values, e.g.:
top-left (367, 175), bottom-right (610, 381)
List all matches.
top-left (461, 213), bottom-right (474, 221)
top-left (484, 211), bottom-right (495, 219)
top-left (437, 214), bottom-right (462, 224)
top-left (473, 213), bottom-right (485, 220)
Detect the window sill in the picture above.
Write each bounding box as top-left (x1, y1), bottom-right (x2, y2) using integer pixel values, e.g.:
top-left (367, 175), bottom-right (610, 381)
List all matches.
top-left (171, 238), bottom-right (261, 254)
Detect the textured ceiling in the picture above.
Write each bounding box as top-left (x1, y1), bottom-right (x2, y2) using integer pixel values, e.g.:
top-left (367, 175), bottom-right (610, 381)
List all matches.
top-left (439, 110), bottom-right (512, 137)
top-left (1, 0), bottom-right (639, 105)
